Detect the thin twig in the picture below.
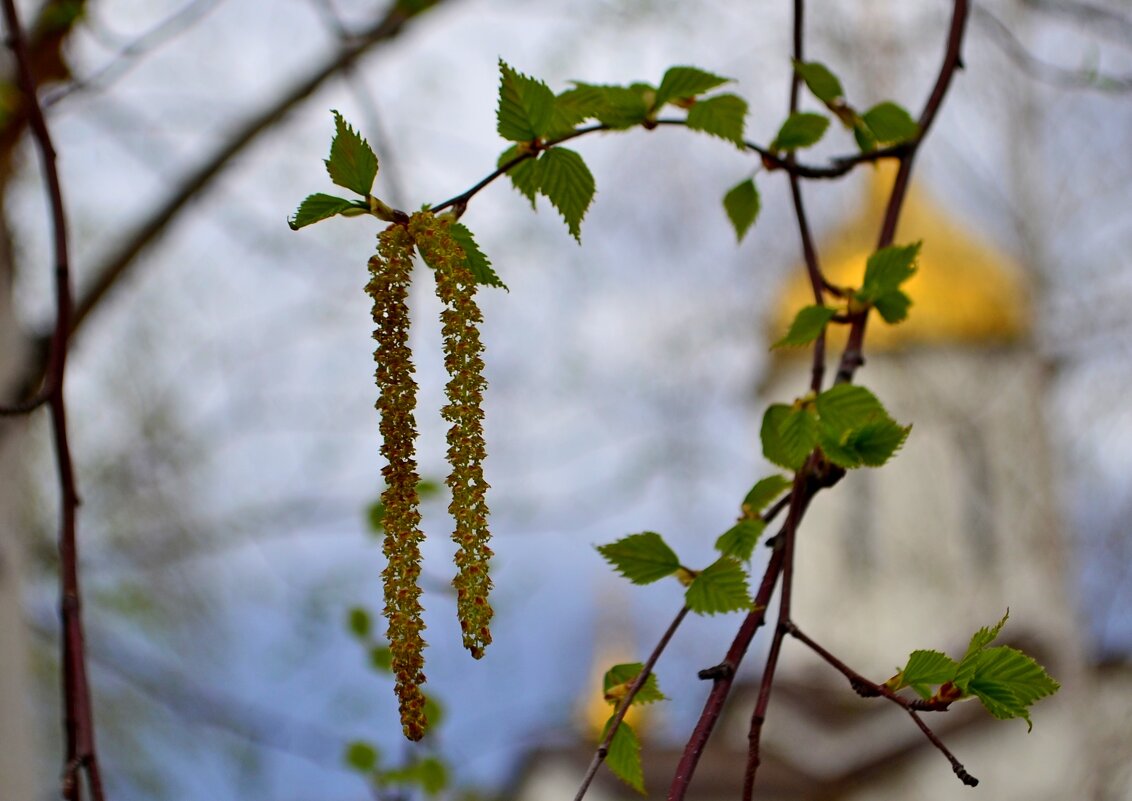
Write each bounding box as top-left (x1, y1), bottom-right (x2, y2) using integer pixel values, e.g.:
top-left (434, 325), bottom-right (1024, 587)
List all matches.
top-left (572, 605), bottom-right (690, 801)
top-left (784, 622), bottom-right (978, 787)
top-left (1, 2), bottom-right (105, 799)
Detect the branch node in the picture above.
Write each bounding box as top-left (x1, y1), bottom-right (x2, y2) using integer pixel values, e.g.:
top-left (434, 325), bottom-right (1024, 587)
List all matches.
top-left (698, 662), bottom-right (735, 681)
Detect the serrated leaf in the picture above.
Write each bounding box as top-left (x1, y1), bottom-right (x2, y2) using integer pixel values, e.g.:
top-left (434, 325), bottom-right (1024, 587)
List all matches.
top-left (742, 475), bottom-right (792, 517)
top-left (956, 611), bottom-right (1011, 688)
top-left (723, 178), bottom-right (760, 242)
top-left (814, 384), bottom-right (888, 431)
top-left (815, 385), bottom-right (908, 468)
top-left (596, 532), bottom-right (680, 585)
top-left (288, 193), bottom-right (363, 230)
top-left (568, 83), bottom-right (650, 129)
top-left (347, 606), bottom-right (372, 639)
top-left (715, 519), bottom-right (766, 561)
top-left (686, 93), bottom-right (748, 147)
top-left (655, 66), bottom-right (731, 108)
top-left (895, 649), bottom-right (958, 699)
top-left (685, 557), bottom-right (752, 615)
top-left (859, 243), bottom-right (921, 302)
top-left (603, 719), bottom-right (645, 793)
top-left (603, 662), bottom-right (667, 706)
top-left (326, 111), bottom-right (379, 196)
top-left (761, 403), bottom-right (818, 471)
top-left (538, 147), bottom-right (595, 242)
top-left (844, 419), bottom-right (910, 467)
top-left (771, 112), bottom-right (830, 151)
top-left (967, 646), bottom-right (1059, 730)
top-left (793, 60), bottom-right (844, 106)
top-left (448, 222), bottom-right (506, 290)
top-left (773, 304), bottom-right (837, 349)
top-left (344, 740), bottom-right (380, 772)
top-left (497, 59), bottom-right (556, 141)
top-left (498, 145), bottom-right (542, 209)
top-left (862, 101), bottom-right (920, 144)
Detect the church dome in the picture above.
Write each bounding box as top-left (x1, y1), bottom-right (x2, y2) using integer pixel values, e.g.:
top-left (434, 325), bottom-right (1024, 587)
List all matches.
top-left (770, 162), bottom-right (1030, 352)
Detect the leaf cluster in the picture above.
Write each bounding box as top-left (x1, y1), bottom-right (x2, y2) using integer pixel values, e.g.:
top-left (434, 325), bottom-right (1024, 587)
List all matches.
top-left (887, 612), bottom-right (1060, 731)
top-left (761, 384), bottom-right (910, 471)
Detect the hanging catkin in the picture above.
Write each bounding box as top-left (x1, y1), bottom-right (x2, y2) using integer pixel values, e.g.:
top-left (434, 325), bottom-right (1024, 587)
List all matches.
top-left (368, 223), bottom-right (428, 740)
top-left (409, 212), bottom-right (494, 659)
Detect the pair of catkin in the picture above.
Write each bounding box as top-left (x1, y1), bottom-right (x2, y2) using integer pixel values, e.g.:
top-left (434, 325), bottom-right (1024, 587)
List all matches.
top-left (368, 212), bottom-right (493, 741)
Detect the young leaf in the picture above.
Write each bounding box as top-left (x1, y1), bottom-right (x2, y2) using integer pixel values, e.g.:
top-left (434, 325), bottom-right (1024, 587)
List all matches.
top-left (861, 101), bottom-right (920, 144)
top-left (859, 242), bottom-right (921, 301)
top-left (815, 385), bottom-right (909, 468)
top-left (686, 93), bottom-right (748, 147)
top-left (853, 119), bottom-right (878, 153)
top-left (773, 304), bottom-right (837, 348)
top-left (288, 193), bottom-right (363, 230)
top-left (497, 59), bottom-right (556, 141)
top-left (793, 60), bottom-right (844, 106)
top-left (497, 145), bottom-right (543, 209)
top-left (603, 662), bottom-right (667, 705)
top-left (347, 606), bottom-right (372, 639)
top-left (892, 649), bottom-right (958, 699)
top-left (537, 146), bottom-right (595, 242)
top-left (448, 222), bottom-right (507, 290)
top-left (956, 610), bottom-right (1011, 686)
top-left (841, 419), bottom-right (911, 467)
top-left (685, 556), bottom-right (752, 615)
top-left (596, 532), bottom-right (680, 585)
top-left (344, 740), bottom-right (380, 772)
top-left (723, 178), bottom-right (760, 242)
top-left (741, 475), bottom-right (792, 517)
top-left (412, 757), bottom-right (449, 796)
top-left (771, 112), bottom-right (830, 151)
top-left (760, 403), bottom-right (818, 471)
top-left (813, 384), bottom-right (888, 431)
top-left (603, 718), bottom-right (645, 793)
top-left (873, 290), bottom-right (912, 324)
top-left (654, 65), bottom-right (731, 108)
top-left (326, 111), bottom-right (379, 196)
top-left (369, 645), bottom-right (393, 673)
top-left (966, 647), bottom-right (1060, 731)
top-left (567, 83), bottom-right (650, 129)
top-left (715, 518), bottom-right (766, 561)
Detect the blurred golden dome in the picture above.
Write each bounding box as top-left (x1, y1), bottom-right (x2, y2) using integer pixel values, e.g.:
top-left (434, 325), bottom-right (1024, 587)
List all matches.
top-left (770, 162), bottom-right (1030, 352)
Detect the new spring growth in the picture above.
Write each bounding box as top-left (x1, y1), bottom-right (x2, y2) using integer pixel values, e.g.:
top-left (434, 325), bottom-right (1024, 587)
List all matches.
top-left (368, 224), bottom-right (429, 741)
top-left (410, 211), bottom-right (494, 659)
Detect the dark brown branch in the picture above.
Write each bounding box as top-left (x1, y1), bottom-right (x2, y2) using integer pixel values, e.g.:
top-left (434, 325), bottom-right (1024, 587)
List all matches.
top-left (784, 622), bottom-right (978, 787)
top-left (835, 0), bottom-right (970, 385)
top-left (2, 2), bottom-right (105, 799)
top-left (573, 605), bottom-right (690, 801)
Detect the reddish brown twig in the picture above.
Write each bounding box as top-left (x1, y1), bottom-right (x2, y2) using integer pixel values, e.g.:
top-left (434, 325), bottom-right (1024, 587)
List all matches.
top-left (1, 2), bottom-right (105, 799)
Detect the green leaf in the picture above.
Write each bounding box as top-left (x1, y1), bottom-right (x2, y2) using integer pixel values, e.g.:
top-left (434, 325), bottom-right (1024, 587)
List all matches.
top-left (566, 83), bottom-right (650, 129)
top-left (722, 178), bottom-right (760, 242)
top-left (814, 384), bottom-right (888, 431)
top-left (497, 59), bottom-right (556, 141)
top-left (859, 243), bottom-right (921, 302)
top-left (894, 650), bottom-right (958, 699)
top-left (537, 147), bottom-right (595, 242)
top-left (423, 694), bottom-right (444, 728)
top-left (344, 740), bottom-right (380, 773)
top-left (596, 532), bottom-right (680, 585)
top-left (288, 193), bottom-right (364, 230)
top-left (741, 475), bottom-right (792, 517)
top-left (347, 606), bottom-right (372, 639)
top-left (793, 60), bottom-right (844, 105)
top-left (685, 557), bottom-right (752, 615)
top-left (369, 645), bottom-right (393, 673)
top-left (814, 385), bottom-right (909, 468)
top-left (366, 498), bottom-right (385, 533)
top-left (654, 66), bottom-right (731, 108)
top-left (715, 519), bottom-right (766, 562)
top-left (603, 662), bottom-right (667, 706)
top-left (326, 111), bottom-right (379, 196)
top-left (842, 419), bottom-right (911, 467)
top-left (966, 647), bottom-right (1059, 731)
top-left (862, 101), bottom-right (920, 144)
top-left (448, 222), bottom-right (507, 290)
top-left (956, 611), bottom-right (1011, 687)
top-left (603, 719), bottom-right (645, 793)
top-left (773, 304), bottom-right (837, 349)
top-left (760, 403), bottom-right (818, 471)
top-left (873, 290), bottom-right (912, 324)
top-left (771, 112), bottom-right (830, 151)
top-left (853, 119), bottom-right (878, 153)
top-left (686, 93), bottom-right (748, 147)
top-left (498, 145), bottom-right (542, 209)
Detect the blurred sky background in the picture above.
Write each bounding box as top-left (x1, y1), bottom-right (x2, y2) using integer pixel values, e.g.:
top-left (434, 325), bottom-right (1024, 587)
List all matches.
top-left (6, 0), bottom-right (1132, 799)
